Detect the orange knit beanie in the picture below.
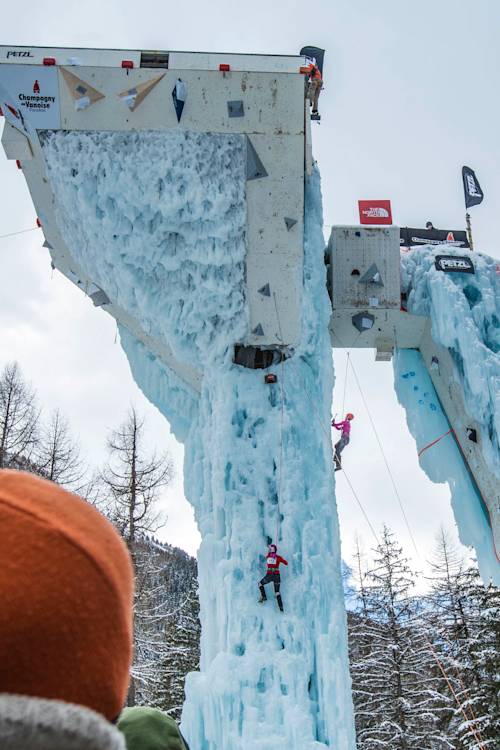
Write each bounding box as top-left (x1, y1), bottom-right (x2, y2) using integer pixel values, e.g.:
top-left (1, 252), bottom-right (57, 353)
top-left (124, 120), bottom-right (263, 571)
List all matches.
top-left (0, 470), bottom-right (134, 720)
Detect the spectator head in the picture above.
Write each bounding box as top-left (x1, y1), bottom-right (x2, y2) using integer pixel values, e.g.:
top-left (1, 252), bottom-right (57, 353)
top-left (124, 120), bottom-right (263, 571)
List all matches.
top-left (0, 470), bottom-right (134, 720)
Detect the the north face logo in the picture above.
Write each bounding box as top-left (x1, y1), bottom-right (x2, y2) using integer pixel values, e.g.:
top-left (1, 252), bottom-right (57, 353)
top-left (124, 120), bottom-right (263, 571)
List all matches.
top-left (362, 207), bottom-right (389, 218)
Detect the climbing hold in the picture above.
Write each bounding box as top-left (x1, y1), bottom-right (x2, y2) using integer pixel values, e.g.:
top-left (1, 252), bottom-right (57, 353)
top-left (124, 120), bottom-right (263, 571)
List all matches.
top-left (284, 217), bottom-right (297, 231)
top-left (467, 427), bottom-right (478, 443)
top-left (351, 311), bottom-right (375, 332)
top-left (227, 100), bottom-right (244, 118)
top-left (252, 324), bottom-right (265, 337)
top-left (258, 283), bottom-right (271, 297)
top-left (359, 263), bottom-right (384, 286)
top-left (61, 68), bottom-right (105, 111)
top-left (246, 137), bottom-right (268, 181)
top-left (90, 288), bottom-right (110, 307)
top-left (172, 79), bottom-right (187, 123)
top-left (118, 73), bottom-right (165, 112)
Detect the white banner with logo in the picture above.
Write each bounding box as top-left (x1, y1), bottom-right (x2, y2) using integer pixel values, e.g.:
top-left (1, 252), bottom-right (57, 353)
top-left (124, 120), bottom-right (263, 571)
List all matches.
top-left (0, 64), bottom-right (60, 133)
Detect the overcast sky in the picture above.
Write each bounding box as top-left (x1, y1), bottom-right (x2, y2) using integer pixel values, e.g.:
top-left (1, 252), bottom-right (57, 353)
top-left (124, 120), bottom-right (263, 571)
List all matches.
top-left (1, 0), bottom-right (498, 577)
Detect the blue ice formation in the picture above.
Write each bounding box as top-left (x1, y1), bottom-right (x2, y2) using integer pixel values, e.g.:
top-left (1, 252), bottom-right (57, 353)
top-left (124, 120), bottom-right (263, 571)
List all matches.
top-left (396, 247), bottom-right (500, 584)
top-left (42, 131), bottom-right (356, 750)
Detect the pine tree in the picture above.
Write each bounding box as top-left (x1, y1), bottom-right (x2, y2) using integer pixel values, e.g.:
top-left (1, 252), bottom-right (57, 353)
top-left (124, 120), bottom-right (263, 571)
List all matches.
top-left (464, 571), bottom-right (500, 748)
top-left (150, 575), bottom-right (201, 719)
top-left (349, 527), bottom-right (453, 750)
top-left (423, 530), bottom-right (499, 749)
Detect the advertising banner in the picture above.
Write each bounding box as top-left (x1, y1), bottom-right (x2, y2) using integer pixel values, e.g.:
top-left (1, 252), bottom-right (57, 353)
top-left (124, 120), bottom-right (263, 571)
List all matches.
top-left (400, 227), bottom-right (469, 249)
top-left (435, 255), bottom-right (475, 274)
top-left (0, 64), bottom-right (60, 132)
top-left (358, 200), bottom-right (393, 225)
top-left (462, 166), bottom-right (484, 209)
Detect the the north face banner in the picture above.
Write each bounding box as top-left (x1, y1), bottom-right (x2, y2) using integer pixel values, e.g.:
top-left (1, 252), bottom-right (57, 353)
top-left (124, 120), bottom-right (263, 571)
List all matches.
top-left (462, 166), bottom-right (484, 208)
top-left (400, 227), bottom-right (470, 249)
top-left (358, 200), bottom-right (392, 225)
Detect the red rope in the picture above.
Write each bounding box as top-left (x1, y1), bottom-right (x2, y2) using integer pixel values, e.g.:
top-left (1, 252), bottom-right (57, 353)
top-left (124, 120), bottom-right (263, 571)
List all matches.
top-left (418, 428), bottom-right (454, 457)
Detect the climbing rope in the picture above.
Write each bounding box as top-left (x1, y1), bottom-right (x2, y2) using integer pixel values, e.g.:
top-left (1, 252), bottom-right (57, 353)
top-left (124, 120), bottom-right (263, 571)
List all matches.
top-left (418, 428), bottom-right (454, 457)
top-left (298, 352), bottom-right (485, 745)
top-left (327, 344), bottom-right (486, 745)
top-left (272, 293), bottom-right (286, 545)
top-left (275, 353), bottom-right (285, 545)
top-left (0, 226), bottom-right (38, 240)
top-left (301, 378), bottom-right (380, 545)
top-left (424, 634), bottom-right (486, 750)
top-left (341, 351), bottom-right (350, 416)
top-left (346, 356), bottom-right (419, 556)
top-left (338, 357), bottom-right (486, 747)
top-left (340, 468), bottom-right (380, 546)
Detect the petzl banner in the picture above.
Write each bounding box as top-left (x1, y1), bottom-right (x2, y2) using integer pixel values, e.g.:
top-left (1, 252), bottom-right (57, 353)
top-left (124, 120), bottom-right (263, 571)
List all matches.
top-left (462, 166), bottom-right (484, 209)
top-left (400, 227), bottom-right (469, 249)
top-left (435, 255), bottom-right (475, 274)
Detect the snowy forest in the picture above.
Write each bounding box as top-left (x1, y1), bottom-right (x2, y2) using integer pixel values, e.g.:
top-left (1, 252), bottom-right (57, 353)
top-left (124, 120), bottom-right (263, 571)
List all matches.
top-left (1, 360), bottom-right (498, 748)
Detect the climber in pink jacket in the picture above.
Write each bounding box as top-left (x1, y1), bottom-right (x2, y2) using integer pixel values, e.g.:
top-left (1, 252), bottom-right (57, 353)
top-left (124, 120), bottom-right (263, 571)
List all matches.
top-left (332, 413), bottom-right (354, 469)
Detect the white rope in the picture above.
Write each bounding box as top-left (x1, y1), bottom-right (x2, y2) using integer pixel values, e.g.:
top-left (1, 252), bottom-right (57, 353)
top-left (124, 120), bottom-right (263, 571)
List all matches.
top-left (346, 356), bottom-right (419, 555)
top-left (0, 227), bottom-right (38, 240)
top-left (272, 292), bottom-right (286, 545)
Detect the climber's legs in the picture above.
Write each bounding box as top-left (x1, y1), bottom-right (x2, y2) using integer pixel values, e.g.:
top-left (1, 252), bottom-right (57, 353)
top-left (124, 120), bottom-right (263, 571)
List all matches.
top-left (334, 434), bottom-right (350, 458)
top-left (273, 579), bottom-right (284, 612)
top-left (259, 573), bottom-right (283, 610)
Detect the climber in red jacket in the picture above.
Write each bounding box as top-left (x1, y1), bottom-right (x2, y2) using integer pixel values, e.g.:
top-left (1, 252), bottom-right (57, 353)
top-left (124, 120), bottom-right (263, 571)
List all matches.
top-left (258, 543), bottom-right (288, 612)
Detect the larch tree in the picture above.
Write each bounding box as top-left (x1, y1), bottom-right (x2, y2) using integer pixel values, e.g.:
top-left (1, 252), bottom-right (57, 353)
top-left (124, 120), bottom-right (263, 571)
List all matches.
top-left (36, 409), bottom-right (85, 489)
top-left (100, 406), bottom-right (174, 556)
top-left (99, 406), bottom-right (174, 706)
top-left (0, 362), bottom-right (40, 469)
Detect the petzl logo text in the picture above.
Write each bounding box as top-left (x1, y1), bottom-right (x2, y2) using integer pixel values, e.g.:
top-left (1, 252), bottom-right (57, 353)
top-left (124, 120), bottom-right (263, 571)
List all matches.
top-left (435, 255), bottom-right (475, 274)
top-left (6, 50), bottom-right (34, 59)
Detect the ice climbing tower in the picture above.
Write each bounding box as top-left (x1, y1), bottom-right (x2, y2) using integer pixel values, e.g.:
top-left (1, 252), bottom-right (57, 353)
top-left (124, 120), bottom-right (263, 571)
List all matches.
top-left (0, 45), bottom-right (314, 390)
top-left (1, 45), bottom-right (357, 749)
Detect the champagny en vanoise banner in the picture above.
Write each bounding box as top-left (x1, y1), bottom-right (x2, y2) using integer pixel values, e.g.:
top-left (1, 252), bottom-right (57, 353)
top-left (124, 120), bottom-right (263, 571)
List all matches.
top-left (400, 226), bottom-right (470, 248)
top-left (0, 64), bottom-right (60, 134)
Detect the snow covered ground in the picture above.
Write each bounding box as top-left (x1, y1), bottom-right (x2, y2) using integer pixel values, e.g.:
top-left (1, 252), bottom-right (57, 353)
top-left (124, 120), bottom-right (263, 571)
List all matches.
top-left (396, 247), bottom-right (500, 585)
top-left (42, 132), bottom-right (356, 749)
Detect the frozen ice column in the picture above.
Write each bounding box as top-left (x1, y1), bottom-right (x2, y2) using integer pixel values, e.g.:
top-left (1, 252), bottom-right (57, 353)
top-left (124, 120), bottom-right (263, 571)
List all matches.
top-left (177, 171), bottom-right (355, 749)
top-left (118, 171), bottom-right (356, 750)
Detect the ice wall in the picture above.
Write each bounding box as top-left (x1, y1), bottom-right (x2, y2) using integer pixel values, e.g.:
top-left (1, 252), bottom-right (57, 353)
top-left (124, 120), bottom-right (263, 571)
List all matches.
top-left (400, 247), bottom-right (500, 475)
top-left (396, 247), bottom-right (500, 584)
top-left (42, 133), bottom-right (356, 750)
top-left (395, 349), bottom-right (499, 585)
